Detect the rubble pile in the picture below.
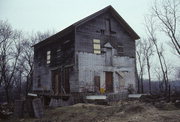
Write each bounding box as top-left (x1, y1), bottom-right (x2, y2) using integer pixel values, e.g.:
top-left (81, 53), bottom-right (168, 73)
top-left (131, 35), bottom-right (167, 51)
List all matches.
top-left (0, 103), bottom-right (13, 119)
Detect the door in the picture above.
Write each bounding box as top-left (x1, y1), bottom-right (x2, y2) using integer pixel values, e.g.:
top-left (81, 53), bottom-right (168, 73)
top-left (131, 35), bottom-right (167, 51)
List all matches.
top-left (105, 72), bottom-right (113, 92)
top-left (94, 76), bottom-right (100, 93)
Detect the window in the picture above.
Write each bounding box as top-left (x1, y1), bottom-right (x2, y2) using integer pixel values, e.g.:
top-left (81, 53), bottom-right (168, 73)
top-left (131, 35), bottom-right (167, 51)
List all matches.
top-left (47, 51), bottom-right (51, 64)
top-left (93, 39), bottom-right (101, 54)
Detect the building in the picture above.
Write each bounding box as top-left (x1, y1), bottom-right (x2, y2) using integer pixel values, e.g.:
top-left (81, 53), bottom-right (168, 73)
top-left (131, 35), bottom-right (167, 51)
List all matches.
top-left (33, 5), bottom-right (140, 102)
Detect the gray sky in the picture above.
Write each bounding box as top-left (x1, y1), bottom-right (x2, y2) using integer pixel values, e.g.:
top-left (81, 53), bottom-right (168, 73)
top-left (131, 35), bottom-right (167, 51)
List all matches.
top-left (0, 0), bottom-right (150, 36)
top-left (0, 0), bottom-right (179, 79)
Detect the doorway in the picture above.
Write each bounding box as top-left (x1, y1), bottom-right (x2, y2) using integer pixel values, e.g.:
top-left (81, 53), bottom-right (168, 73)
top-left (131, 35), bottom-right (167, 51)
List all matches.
top-left (105, 72), bottom-right (113, 92)
top-left (52, 70), bottom-right (60, 95)
top-left (52, 67), bottom-right (72, 95)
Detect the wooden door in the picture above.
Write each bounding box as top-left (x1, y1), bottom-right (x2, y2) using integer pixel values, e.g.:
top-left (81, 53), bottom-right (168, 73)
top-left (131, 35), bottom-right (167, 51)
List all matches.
top-left (94, 76), bottom-right (100, 93)
top-left (105, 72), bottom-right (113, 92)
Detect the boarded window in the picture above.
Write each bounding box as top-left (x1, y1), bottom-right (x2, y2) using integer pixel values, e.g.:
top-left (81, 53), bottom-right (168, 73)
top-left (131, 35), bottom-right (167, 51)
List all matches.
top-left (47, 51), bottom-right (51, 64)
top-left (118, 43), bottom-right (124, 56)
top-left (93, 39), bottom-right (101, 54)
top-left (56, 49), bottom-right (62, 58)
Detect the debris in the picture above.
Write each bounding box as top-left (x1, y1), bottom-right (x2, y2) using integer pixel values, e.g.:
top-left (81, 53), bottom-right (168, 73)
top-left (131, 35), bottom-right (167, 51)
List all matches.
top-left (139, 94), bottom-right (164, 103)
top-left (49, 97), bottom-right (74, 107)
top-left (0, 103), bottom-right (13, 119)
top-left (175, 100), bottom-right (180, 108)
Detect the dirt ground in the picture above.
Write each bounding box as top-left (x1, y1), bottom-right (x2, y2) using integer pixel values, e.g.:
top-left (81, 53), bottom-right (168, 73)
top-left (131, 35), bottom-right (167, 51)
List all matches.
top-left (1, 100), bottom-right (180, 122)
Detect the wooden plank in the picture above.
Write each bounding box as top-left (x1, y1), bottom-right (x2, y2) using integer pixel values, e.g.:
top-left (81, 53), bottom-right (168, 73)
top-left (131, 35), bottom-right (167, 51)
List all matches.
top-left (32, 98), bottom-right (44, 118)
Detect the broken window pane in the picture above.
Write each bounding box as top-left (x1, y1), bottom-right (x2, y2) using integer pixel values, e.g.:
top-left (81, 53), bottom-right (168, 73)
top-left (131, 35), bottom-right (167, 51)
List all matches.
top-left (47, 55), bottom-right (50, 60)
top-left (94, 49), bottom-right (101, 54)
top-left (47, 51), bottom-right (51, 55)
top-left (93, 44), bottom-right (100, 49)
top-left (93, 39), bottom-right (100, 43)
top-left (47, 60), bottom-right (50, 64)
top-left (93, 39), bottom-right (101, 54)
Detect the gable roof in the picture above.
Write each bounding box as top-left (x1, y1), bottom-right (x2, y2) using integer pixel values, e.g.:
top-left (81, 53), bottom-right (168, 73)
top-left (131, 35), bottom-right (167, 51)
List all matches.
top-left (33, 5), bottom-right (140, 47)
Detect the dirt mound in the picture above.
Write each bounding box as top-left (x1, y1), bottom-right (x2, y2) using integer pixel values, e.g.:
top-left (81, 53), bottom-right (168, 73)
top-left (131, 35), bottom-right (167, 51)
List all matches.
top-left (124, 105), bottom-right (145, 114)
top-left (72, 103), bottom-right (104, 107)
top-left (4, 101), bottom-right (180, 122)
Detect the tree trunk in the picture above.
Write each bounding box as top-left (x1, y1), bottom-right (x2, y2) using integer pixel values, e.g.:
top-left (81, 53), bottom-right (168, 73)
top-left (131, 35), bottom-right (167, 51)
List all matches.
top-left (147, 58), bottom-right (152, 94)
top-left (5, 87), bottom-right (10, 104)
top-left (140, 70), bottom-right (144, 93)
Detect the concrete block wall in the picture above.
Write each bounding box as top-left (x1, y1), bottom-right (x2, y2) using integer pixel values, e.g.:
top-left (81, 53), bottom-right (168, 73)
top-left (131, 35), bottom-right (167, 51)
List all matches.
top-left (77, 52), bottom-right (136, 93)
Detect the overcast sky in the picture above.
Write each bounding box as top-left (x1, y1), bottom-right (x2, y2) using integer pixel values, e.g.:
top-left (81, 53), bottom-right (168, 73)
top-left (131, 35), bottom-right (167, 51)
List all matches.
top-left (0, 0), bottom-right (179, 79)
top-left (0, 0), bottom-right (150, 36)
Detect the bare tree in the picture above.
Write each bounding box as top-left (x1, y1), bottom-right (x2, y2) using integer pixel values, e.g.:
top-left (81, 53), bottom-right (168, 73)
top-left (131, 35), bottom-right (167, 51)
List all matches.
top-left (0, 20), bottom-right (23, 103)
top-left (142, 38), bottom-right (154, 94)
top-left (145, 16), bottom-right (170, 96)
top-left (136, 40), bottom-right (146, 93)
top-left (152, 0), bottom-right (180, 55)
top-left (0, 19), bottom-right (54, 102)
top-left (19, 31), bottom-right (52, 96)
top-left (0, 20), bottom-right (11, 46)
top-left (175, 67), bottom-right (180, 80)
